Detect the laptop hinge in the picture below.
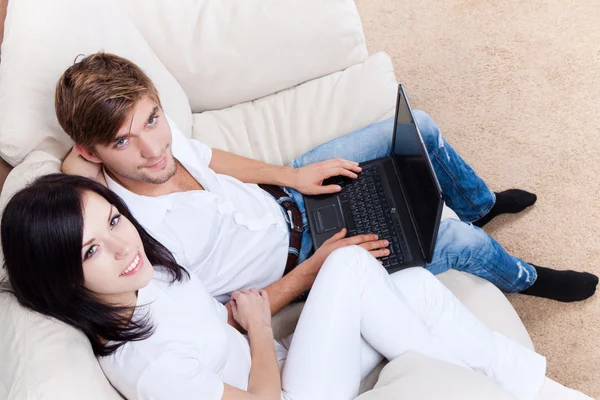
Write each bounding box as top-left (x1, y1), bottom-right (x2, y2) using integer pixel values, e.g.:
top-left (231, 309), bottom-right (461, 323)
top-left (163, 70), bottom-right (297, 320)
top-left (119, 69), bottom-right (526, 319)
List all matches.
top-left (390, 157), bottom-right (427, 261)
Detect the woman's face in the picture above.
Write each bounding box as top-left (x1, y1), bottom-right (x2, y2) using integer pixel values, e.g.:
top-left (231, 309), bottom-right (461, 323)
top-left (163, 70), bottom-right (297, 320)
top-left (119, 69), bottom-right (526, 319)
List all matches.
top-left (80, 191), bottom-right (153, 304)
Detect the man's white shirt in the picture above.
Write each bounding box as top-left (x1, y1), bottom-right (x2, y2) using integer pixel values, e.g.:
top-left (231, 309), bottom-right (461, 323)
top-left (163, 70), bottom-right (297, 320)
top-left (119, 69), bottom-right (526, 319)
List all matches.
top-left (105, 116), bottom-right (290, 303)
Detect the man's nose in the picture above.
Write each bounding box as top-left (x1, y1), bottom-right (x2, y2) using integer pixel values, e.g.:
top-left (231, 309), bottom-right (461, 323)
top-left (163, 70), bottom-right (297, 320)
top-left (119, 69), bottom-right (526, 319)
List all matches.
top-left (138, 135), bottom-right (162, 159)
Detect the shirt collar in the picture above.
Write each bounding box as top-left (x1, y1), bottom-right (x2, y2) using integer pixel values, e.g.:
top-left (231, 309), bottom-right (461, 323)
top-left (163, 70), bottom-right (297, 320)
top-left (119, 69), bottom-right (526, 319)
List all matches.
top-left (104, 171), bottom-right (170, 233)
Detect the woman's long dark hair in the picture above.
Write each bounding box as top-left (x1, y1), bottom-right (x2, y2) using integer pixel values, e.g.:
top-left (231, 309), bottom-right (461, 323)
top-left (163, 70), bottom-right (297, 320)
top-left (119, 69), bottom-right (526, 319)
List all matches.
top-left (1, 174), bottom-right (188, 357)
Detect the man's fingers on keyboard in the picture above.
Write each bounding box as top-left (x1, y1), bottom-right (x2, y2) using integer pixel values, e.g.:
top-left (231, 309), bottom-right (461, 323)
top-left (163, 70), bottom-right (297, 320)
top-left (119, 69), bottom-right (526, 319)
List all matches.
top-left (335, 167), bottom-right (358, 179)
top-left (346, 234), bottom-right (378, 245)
top-left (369, 249), bottom-right (390, 259)
top-left (360, 239), bottom-right (389, 251)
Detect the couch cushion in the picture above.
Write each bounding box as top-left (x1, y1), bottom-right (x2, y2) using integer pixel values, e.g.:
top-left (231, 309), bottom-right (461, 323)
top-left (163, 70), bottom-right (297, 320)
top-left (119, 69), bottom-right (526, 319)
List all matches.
top-left (191, 52), bottom-right (398, 166)
top-left (0, 292), bottom-right (122, 400)
top-left (123, 0), bottom-right (368, 113)
top-left (0, 0), bottom-right (191, 166)
top-left (356, 351), bottom-right (516, 400)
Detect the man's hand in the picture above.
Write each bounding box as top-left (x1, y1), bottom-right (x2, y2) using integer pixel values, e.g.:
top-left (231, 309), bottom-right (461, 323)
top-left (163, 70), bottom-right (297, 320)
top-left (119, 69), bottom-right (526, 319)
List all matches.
top-left (292, 158), bottom-right (362, 195)
top-left (300, 228), bottom-right (389, 279)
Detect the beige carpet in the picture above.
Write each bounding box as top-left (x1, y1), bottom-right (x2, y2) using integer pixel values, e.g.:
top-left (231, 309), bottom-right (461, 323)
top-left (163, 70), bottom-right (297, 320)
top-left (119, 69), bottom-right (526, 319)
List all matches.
top-left (356, 0), bottom-right (600, 397)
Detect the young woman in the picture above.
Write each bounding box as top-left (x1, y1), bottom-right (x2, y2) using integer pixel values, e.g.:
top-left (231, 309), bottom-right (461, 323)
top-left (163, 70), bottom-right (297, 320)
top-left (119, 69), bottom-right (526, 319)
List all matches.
top-left (1, 174), bottom-right (590, 400)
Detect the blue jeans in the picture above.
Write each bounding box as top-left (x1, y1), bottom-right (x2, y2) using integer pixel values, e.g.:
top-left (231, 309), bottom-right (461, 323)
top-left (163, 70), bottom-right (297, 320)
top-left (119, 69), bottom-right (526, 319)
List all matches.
top-left (286, 111), bottom-right (536, 293)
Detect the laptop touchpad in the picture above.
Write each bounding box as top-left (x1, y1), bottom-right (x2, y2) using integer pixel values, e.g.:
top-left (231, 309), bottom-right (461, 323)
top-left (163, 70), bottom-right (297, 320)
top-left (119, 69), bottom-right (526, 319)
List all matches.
top-left (312, 205), bottom-right (342, 233)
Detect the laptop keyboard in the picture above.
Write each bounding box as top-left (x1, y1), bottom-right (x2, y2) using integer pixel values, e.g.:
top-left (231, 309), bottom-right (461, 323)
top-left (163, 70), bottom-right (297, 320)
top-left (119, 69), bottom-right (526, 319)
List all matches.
top-left (339, 166), bottom-right (406, 268)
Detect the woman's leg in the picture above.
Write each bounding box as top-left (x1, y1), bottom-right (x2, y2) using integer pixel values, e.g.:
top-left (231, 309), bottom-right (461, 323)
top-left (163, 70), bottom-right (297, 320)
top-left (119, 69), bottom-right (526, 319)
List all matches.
top-left (281, 246), bottom-right (548, 400)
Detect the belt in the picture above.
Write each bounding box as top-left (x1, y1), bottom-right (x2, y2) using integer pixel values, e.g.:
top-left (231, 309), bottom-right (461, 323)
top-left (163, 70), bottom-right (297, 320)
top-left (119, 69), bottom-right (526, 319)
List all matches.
top-left (259, 184), bottom-right (304, 275)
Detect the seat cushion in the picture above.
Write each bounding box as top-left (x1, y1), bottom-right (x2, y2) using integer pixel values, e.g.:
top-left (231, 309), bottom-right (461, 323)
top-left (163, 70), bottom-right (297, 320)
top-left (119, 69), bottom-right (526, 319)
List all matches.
top-left (356, 351), bottom-right (516, 400)
top-left (191, 52), bottom-right (398, 166)
top-left (123, 0), bottom-right (368, 113)
top-left (0, 0), bottom-right (191, 166)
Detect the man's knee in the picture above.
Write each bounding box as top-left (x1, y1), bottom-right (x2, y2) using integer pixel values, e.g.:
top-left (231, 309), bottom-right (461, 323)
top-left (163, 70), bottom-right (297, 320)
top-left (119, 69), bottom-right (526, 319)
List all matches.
top-left (412, 110), bottom-right (442, 152)
top-left (437, 219), bottom-right (491, 253)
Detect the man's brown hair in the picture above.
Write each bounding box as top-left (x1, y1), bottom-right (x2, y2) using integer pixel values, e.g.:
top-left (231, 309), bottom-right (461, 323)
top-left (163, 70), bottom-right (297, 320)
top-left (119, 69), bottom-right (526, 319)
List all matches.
top-left (55, 52), bottom-right (162, 149)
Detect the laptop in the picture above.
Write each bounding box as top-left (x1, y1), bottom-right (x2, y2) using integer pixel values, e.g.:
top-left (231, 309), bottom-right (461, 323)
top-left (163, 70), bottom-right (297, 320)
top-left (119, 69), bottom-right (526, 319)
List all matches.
top-left (304, 85), bottom-right (443, 273)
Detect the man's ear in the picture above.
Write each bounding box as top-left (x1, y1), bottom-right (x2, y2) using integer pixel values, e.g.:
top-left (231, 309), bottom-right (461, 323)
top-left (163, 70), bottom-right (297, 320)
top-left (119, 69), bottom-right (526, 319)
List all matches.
top-left (74, 145), bottom-right (102, 164)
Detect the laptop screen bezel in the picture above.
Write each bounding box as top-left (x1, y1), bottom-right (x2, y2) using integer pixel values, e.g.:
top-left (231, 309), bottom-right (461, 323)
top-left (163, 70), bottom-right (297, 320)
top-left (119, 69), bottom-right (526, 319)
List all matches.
top-left (390, 84), bottom-right (444, 263)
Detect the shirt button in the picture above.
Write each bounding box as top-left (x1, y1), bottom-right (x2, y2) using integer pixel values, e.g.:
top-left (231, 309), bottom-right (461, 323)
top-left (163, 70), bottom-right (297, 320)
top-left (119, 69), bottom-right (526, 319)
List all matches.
top-left (213, 198), bottom-right (219, 203)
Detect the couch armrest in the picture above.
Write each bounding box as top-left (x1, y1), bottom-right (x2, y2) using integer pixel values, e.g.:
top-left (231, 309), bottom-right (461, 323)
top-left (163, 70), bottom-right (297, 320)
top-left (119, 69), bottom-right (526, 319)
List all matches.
top-left (356, 351), bottom-right (516, 400)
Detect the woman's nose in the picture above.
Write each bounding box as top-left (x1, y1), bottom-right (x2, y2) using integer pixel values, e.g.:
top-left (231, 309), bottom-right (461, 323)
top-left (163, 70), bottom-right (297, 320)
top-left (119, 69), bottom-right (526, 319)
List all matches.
top-left (111, 236), bottom-right (135, 260)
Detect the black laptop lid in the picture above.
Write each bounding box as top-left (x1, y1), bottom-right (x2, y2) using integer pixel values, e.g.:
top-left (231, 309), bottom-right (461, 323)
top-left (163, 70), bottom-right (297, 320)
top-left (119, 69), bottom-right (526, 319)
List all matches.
top-left (391, 85), bottom-right (443, 262)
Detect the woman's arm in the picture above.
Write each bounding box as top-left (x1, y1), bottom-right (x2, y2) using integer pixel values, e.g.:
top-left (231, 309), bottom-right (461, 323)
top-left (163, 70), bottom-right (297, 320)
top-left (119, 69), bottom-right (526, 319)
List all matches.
top-left (222, 289), bottom-right (280, 400)
top-left (221, 325), bottom-right (280, 400)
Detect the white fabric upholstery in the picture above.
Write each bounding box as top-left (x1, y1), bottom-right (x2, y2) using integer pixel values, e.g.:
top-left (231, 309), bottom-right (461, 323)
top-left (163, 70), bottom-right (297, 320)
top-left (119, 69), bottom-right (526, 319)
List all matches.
top-left (0, 1), bottom-right (536, 399)
top-left (357, 351), bottom-right (516, 400)
top-left (0, 0), bottom-right (191, 166)
top-left (123, 0), bottom-right (368, 113)
top-left (191, 52), bottom-right (397, 166)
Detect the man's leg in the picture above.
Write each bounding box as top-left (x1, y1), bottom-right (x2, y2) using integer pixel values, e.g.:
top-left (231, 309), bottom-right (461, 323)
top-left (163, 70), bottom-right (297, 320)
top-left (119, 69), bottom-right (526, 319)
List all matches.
top-left (290, 112), bottom-right (536, 225)
top-left (428, 219), bottom-right (598, 301)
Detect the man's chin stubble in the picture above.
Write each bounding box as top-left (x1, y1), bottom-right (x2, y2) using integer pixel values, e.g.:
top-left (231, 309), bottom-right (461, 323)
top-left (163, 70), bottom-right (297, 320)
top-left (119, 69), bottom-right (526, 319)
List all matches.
top-left (140, 160), bottom-right (177, 185)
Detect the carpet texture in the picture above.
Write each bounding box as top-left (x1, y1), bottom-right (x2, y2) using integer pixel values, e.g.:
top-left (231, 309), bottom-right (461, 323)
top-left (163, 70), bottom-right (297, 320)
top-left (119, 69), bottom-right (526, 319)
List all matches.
top-left (356, 0), bottom-right (600, 397)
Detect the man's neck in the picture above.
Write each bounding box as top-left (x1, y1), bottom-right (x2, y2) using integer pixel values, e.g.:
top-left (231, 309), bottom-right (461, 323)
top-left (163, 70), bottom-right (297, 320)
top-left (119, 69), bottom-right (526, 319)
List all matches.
top-left (105, 161), bottom-right (203, 197)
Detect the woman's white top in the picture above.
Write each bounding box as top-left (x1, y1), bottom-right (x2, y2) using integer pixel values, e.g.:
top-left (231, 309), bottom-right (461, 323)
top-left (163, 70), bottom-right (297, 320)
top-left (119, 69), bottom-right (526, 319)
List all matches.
top-left (99, 270), bottom-right (288, 400)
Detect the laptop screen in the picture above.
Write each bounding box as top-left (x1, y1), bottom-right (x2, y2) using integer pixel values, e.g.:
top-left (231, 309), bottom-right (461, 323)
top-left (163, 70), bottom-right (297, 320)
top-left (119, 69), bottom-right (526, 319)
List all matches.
top-left (391, 86), bottom-right (442, 261)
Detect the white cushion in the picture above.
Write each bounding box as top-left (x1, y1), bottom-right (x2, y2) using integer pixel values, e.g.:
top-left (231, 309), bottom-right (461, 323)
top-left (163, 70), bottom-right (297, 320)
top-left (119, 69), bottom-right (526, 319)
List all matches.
top-left (0, 292), bottom-right (122, 400)
top-left (357, 351), bottom-right (516, 400)
top-left (123, 0), bottom-right (368, 113)
top-left (191, 52), bottom-right (397, 166)
top-left (0, 0), bottom-right (191, 166)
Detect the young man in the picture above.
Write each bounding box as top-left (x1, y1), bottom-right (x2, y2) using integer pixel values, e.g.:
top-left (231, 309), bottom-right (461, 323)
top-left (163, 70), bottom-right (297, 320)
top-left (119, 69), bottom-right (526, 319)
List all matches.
top-left (58, 52), bottom-right (597, 318)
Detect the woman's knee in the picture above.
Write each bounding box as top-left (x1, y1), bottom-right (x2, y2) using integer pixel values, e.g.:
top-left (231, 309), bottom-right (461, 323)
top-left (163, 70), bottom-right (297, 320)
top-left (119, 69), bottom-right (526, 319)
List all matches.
top-left (321, 245), bottom-right (377, 279)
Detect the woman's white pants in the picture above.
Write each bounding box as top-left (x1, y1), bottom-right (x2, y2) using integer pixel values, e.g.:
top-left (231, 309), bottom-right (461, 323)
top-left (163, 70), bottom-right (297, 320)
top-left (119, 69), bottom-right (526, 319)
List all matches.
top-left (280, 246), bottom-right (553, 400)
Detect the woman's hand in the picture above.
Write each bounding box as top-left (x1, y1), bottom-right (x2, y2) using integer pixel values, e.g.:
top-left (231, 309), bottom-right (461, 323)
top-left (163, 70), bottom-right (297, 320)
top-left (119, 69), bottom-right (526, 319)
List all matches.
top-left (230, 289), bottom-right (272, 332)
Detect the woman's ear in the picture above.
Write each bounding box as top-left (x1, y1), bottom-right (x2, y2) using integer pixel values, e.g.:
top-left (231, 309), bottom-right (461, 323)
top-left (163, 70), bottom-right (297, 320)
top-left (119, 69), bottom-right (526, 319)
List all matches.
top-left (75, 145), bottom-right (102, 164)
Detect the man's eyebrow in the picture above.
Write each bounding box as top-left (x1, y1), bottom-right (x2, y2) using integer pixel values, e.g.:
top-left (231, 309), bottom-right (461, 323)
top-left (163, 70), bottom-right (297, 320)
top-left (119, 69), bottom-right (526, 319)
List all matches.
top-left (148, 106), bottom-right (159, 120)
top-left (113, 106), bottom-right (160, 144)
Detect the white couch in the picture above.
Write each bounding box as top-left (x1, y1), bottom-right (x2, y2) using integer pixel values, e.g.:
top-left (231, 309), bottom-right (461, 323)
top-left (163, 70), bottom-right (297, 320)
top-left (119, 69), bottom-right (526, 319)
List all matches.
top-left (0, 0), bottom-right (533, 399)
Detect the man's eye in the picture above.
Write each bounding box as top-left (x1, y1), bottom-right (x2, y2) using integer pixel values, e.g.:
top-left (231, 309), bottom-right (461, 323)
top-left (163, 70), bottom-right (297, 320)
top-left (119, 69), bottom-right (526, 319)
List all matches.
top-left (110, 215), bottom-right (121, 228)
top-left (84, 245), bottom-right (98, 260)
top-left (147, 115), bottom-right (158, 126)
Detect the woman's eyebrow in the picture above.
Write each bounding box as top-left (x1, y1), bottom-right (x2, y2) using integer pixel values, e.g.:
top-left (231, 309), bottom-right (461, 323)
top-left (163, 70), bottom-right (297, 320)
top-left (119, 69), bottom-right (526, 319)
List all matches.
top-left (81, 206), bottom-right (113, 248)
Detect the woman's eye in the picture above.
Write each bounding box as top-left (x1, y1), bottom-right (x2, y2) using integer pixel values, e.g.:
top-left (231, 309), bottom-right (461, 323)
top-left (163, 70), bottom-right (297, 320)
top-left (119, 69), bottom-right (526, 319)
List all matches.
top-left (116, 138), bottom-right (128, 148)
top-left (84, 245), bottom-right (98, 260)
top-left (110, 215), bottom-right (121, 228)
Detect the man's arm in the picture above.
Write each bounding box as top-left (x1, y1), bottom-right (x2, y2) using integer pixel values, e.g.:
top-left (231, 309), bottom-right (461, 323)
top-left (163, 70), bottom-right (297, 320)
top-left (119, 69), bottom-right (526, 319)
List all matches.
top-left (225, 258), bottom-right (317, 330)
top-left (210, 149), bottom-right (362, 195)
top-left (225, 230), bottom-right (390, 331)
top-left (210, 149), bottom-right (296, 187)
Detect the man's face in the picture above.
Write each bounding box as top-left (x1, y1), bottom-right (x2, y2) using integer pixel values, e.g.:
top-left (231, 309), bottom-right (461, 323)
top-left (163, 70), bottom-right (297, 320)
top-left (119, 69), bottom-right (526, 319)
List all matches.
top-left (87, 97), bottom-right (177, 186)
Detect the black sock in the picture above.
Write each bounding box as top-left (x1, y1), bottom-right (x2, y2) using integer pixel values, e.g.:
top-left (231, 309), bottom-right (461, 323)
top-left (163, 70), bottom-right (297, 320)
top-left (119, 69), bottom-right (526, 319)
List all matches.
top-left (473, 189), bottom-right (537, 227)
top-left (520, 265), bottom-right (598, 302)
